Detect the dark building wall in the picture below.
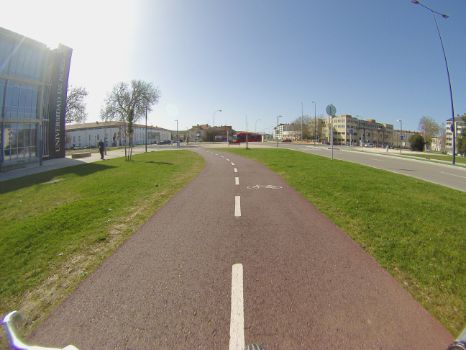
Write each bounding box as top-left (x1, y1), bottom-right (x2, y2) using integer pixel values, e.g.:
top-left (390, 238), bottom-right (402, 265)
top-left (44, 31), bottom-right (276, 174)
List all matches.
top-left (0, 27), bottom-right (72, 169)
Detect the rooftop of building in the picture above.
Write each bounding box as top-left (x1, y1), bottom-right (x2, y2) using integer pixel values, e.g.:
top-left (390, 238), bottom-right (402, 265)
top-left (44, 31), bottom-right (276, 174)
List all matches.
top-left (66, 121), bottom-right (169, 131)
top-left (0, 26), bottom-right (70, 52)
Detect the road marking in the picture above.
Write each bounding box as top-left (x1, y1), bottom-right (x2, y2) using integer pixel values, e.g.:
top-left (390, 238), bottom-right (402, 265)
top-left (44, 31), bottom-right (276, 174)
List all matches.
top-left (441, 171), bottom-right (466, 179)
top-left (231, 162), bottom-right (235, 166)
top-left (247, 184), bottom-right (283, 190)
top-left (235, 177), bottom-right (239, 185)
top-left (235, 196), bottom-right (241, 217)
top-left (229, 264), bottom-right (245, 350)
top-left (215, 153), bottom-right (219, 156)
top-left (221, 155), bottom-right (225, 158)
top-left (234, 168), bottom-right (238, 173)
top-left (226, 158), bottom-right (230, 161)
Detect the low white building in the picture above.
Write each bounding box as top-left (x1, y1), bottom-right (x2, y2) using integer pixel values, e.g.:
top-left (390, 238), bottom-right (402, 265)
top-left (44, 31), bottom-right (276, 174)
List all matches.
top-left (65, 121), bottom-right (171, 149)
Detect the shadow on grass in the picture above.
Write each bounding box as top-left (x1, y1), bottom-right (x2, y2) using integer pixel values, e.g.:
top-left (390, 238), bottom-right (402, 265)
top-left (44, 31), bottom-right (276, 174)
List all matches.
top-left (144, 161), bottom-right (174, 165)
top-left (0, 163), bottom-right (115, 194)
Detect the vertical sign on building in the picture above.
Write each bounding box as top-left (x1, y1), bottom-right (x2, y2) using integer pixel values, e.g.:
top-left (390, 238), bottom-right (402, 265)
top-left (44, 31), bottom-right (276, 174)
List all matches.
top-left (48, 45), bottom-right (72, 159)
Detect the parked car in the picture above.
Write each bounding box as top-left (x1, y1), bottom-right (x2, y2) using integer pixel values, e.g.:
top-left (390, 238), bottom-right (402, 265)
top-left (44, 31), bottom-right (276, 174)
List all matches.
top-left (157, 140), bottom-right (172, 145)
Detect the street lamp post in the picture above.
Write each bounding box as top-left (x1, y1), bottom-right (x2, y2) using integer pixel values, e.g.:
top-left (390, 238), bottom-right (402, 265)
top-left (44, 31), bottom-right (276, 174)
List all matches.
top-left (276, 115), bottom-right (283, 148)
top-left (397, 119), bottom-right (403, 153)
top-left (312, 101), bottom-right (317, 145)
top-left (212, 109), bottom-right (222, 127)
top-left (411, 0), bottom-right (456, 165)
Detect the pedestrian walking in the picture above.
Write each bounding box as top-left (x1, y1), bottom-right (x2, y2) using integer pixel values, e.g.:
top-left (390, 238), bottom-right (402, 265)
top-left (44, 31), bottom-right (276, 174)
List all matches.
top-left (98, 140), bottom-right (105, 160)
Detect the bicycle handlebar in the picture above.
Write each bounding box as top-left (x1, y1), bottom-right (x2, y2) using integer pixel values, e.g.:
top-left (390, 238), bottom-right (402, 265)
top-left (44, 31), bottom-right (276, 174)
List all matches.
top-left (448, 327), bottom-right (466, 350)
top-left (3, 310), bottom-right (465, 350)
top-left (2, 311), bottom-right (78, 350)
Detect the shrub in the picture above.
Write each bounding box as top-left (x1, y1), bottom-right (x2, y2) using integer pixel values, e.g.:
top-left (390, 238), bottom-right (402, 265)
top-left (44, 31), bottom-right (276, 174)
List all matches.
top-left (409, 134), bottom-right (425, 152)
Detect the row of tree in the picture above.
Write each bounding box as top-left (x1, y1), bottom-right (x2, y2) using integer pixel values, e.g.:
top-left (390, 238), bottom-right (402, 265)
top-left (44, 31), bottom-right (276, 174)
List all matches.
top-left (65, 80), bottom-right (160, 160)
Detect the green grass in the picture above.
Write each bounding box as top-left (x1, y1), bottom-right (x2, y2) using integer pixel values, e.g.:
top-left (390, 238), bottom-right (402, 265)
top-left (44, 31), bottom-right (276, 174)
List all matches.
top-left (401, 153), bottom-right (466, 165)
top-left (224, 148), bottom-right (466, 334)
top-left (0, 150), bottom-right (203, 332)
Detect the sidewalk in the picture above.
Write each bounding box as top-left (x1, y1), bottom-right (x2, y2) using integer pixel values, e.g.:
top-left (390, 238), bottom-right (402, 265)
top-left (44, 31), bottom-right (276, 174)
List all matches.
top-left (0, 145), bottom-right (186, 182)
top-left (339, 146), bottom-right (466, 168)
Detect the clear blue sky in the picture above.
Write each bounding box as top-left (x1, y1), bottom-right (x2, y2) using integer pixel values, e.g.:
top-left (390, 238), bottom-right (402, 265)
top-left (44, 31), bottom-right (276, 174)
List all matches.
top-left (131, 0), bottom-right (466, 132)
top-left (3, 0), bottom-right (465, 132)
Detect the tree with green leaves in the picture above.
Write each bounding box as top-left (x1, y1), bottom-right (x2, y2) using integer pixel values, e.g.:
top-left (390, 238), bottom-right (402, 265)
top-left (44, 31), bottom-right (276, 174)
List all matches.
top-left (409, 134), bottom-right (425, 152)
top-left (65, 86), bottom-right (88, 124)
top-left (101, 80), bottom-right (160, 160)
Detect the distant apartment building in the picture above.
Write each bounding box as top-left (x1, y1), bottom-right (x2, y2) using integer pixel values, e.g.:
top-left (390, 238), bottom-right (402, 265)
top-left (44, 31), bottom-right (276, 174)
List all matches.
top-left (65, 121), bottom-right (171, 148)
top-left (187, 124), bottom-right (233, 142)
top-left (274, 123), bottom-right (284, 141)
top-left (187, 124), bottom-right (209, 142)
top-left (1, 27), bottom-right (72, 170)
top-left (322, 115), bottom-right (394, 147)
top-left (430, 136), bottom-right (444, 153)
top-left (273, 123), bottom-right (301, 141)
top-left (445, 115), bottom-right (465, 154)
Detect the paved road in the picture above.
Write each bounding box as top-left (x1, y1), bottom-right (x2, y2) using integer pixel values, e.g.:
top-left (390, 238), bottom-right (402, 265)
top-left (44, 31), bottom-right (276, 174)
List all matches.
top-left (31, 149), bottom-right (452, 349)
top-left (246, 143), bottom-right (466, 192)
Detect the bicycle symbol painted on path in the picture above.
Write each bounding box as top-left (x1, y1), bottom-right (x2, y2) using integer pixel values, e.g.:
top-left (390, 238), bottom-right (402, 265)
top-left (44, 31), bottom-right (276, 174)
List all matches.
top-left (246, 184), bottom-right (283, 190)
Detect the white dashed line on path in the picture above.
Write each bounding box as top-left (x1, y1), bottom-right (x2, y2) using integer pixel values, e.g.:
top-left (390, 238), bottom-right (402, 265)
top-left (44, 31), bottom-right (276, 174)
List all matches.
top-left (234, 196), bottom-right (241, 217)
top-left (231, 162), bottom-right (235, 166)
top-left (229, 263), bottom-right (245, 350)
top-left (235, 177), bottom-right (239, 185)
top-left (234, 168), bottom-right (238, 173)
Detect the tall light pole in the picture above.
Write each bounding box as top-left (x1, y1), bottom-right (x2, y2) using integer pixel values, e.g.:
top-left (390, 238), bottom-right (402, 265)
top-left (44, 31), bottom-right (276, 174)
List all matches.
top-left (212, 109), bottom-right (222, 127)
top-left (254, 118), bottom-right (261, 132)
top-left (397, 119), bottom-right (403, 153)
top-left (411, 0), bottom-right (456, 165)
top-left (245, 114), bottom-right (249, 150)
top-left (301, 102), bottom-right (304, 141)
top-left (312, 101), bottom-right (317, 145)
top-left (175, 119), bottom-right (179, 148)
top-left (145, 106), bottom-right (148, 152)
top-left (276, 115), bottom-right (283, 148)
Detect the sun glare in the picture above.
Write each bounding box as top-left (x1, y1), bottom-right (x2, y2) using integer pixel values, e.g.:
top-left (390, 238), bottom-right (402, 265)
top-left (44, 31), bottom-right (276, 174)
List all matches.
top-left (1, 0), bottom-right (141, 118)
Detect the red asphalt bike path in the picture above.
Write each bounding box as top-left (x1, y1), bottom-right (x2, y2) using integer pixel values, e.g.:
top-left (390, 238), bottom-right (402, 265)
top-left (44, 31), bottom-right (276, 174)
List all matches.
top-left (30, 149), bottom-right (452, 349)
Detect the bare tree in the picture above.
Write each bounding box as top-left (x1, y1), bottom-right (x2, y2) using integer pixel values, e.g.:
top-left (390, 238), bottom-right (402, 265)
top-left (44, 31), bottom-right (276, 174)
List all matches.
top-left (101, 80), bottom-right (160, 160)
top-left (65, 86), bottom-right (88, 123)
top-left (290, 116), bottom-right (312, 139)
top-left (419, 116), bottom-right (440, 147)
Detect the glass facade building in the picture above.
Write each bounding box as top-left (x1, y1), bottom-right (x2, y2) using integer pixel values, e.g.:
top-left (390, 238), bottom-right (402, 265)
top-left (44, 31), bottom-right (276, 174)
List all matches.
top-left (0, 27), bottom-right (72, 170)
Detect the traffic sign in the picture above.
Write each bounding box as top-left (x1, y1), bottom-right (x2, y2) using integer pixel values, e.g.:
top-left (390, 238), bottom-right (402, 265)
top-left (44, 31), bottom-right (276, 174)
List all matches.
top-left (326, 104), bottom-right (336, 117)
